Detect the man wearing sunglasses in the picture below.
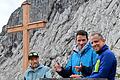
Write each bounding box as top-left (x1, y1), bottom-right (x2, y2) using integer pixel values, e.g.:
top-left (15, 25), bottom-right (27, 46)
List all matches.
top-left (24, 52), bottom-right (52, 80)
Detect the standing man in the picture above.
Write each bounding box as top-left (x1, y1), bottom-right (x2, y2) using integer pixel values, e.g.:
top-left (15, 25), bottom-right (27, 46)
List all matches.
top-left (88, 32), bottom-right (117, 80)
top-left (24, 52), bottom-right (52, 80)
top-left (54, 30), bottom-right (97, 78)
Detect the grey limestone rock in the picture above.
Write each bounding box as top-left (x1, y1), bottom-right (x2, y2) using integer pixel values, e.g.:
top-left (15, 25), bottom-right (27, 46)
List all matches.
top-left (0, 0), bottom-right (120, 79)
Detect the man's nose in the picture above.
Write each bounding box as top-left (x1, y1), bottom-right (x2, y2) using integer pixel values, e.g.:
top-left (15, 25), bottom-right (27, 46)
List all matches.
top-left (33, 59), bottom-right (37, 62)
top-left (80, 41), bottom-right (84, 44)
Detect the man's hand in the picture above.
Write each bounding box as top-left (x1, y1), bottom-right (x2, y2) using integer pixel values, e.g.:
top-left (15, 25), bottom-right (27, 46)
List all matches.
top-left (54, 63), bottom-right (62, 72)
top-left (74, 66), bottom-right (83, 72)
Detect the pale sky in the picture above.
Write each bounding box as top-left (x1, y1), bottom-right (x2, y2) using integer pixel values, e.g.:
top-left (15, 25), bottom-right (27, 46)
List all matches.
top-left (0, 0), bottom-right (25, 33)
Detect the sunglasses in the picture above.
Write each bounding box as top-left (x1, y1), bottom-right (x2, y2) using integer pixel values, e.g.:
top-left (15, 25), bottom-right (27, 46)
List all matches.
top-left (29, 52), bottom-right (38, 57)
top-left (28, 52), bottom-right (39, 60)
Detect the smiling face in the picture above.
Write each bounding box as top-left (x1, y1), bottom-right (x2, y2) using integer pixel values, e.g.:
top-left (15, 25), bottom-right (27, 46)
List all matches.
top-left (90, 34), bottom-right (105, 52)
top-left (76, 35), bottom-right (88, 49)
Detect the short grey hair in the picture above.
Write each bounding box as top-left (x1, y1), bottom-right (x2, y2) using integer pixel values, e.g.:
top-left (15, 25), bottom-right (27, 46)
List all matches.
top-left (90, 32), bottom-right (104, 39)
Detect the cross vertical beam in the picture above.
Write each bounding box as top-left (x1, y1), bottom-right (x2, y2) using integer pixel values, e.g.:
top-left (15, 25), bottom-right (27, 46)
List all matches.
top-left (22, 2), bottom-right (30, 72)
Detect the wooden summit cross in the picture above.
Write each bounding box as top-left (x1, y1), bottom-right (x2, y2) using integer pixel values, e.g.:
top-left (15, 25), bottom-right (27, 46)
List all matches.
top-left (7, 1), bottom-right (46, 72)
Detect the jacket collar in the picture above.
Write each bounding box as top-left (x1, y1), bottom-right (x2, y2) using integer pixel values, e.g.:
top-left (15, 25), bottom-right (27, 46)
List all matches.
top-left (96, 44), bottom-right (108, 55)
top-left (73, 41), bottom-right (91, 54)
top-left (27, 64), bottom-right (44, 72)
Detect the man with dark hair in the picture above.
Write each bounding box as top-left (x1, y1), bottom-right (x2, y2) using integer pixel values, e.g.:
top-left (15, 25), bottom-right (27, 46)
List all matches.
top-left (24, 52), bottom-right (52, 80)
top-left (54, 30), bottom-right (97, 78)
top-left (87, 32), bottom-right (117, 80)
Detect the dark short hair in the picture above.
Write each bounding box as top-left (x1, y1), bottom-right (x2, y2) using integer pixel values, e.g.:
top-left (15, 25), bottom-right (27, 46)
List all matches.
top-left (76, 30), bottom-right (88, 40)
top-left (28, 52), bottom-right (39, 60)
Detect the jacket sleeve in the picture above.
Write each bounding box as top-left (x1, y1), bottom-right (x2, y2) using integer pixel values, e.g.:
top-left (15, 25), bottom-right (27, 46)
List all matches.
top-left (57, 54), bottom-right (73, 78)
top-left (87, 53), bottom-right (113, 78)
top-left (81, 66), bottom-right (93, 77)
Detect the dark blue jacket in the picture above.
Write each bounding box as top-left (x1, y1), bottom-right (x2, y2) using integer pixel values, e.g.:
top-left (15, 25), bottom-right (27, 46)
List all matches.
top-left (87, 44), bottom-right (117, 80)
top-left (57, 42), bottom-right (97, 77)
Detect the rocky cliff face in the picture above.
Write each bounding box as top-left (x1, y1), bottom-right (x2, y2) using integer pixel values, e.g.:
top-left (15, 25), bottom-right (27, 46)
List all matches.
top-left (0, 0), bottom-right (120, 80)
